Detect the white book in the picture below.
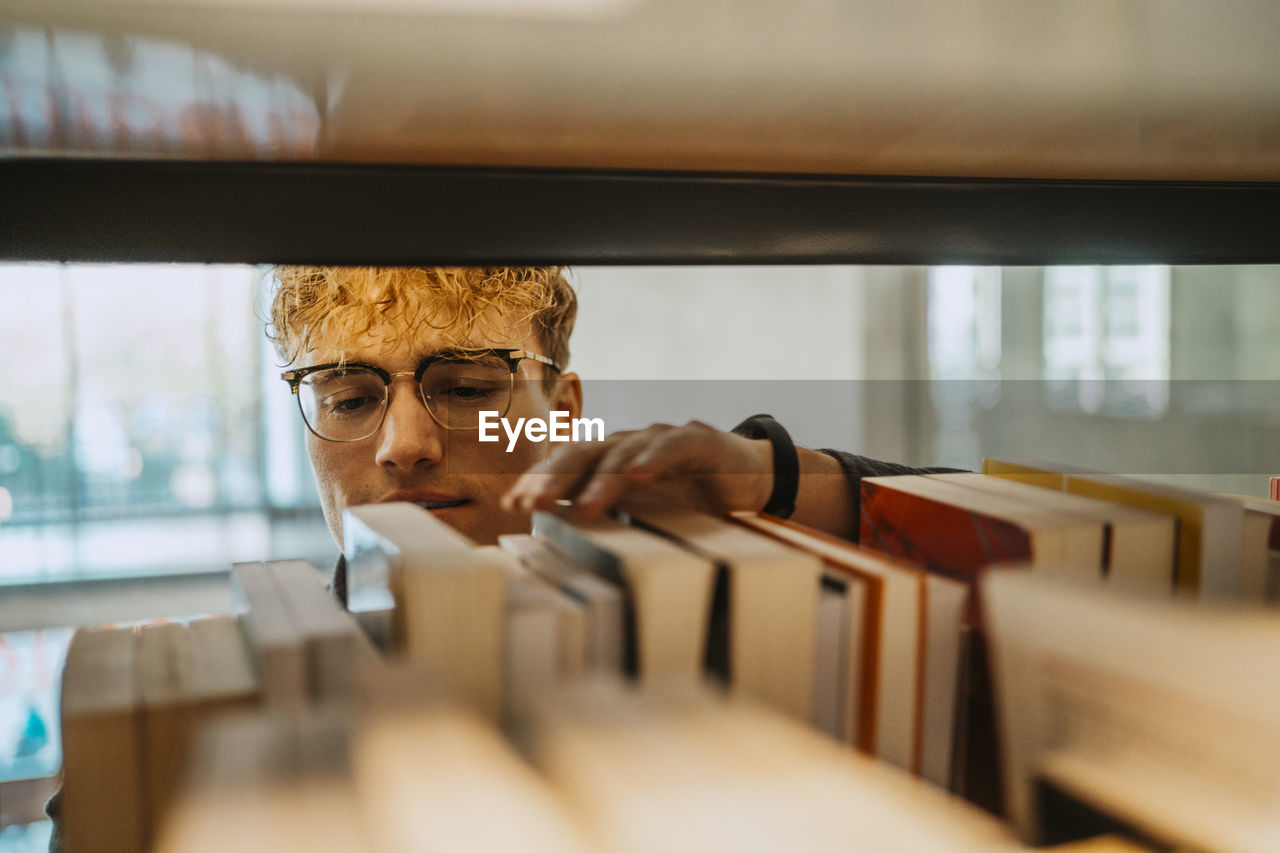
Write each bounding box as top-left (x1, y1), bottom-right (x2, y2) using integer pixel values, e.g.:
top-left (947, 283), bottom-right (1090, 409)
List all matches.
top-left (500, 533), bottom-right (626, 676)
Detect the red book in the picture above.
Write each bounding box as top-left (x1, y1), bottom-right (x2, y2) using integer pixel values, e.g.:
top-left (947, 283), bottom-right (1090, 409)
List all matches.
top-left (860, 475), bottom-right (1106, 586)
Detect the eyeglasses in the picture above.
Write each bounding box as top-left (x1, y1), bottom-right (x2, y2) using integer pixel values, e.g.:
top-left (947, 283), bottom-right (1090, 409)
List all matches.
top-left (281, 348), bottom-right (562, 442)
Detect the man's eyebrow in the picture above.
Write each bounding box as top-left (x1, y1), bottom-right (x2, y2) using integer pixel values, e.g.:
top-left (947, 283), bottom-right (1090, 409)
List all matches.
top-left (303, 362), bottom-right (377, 380)
top-left (412, 345), bottom-right (501, 361)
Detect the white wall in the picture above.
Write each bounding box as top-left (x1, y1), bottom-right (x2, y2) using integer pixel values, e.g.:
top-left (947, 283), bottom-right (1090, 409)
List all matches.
top-left (568, 266), bottom-right (884, 452)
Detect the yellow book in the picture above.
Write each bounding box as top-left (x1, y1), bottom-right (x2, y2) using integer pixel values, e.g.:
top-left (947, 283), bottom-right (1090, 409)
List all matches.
top-left (983, 457), bottom-right (1243, 599)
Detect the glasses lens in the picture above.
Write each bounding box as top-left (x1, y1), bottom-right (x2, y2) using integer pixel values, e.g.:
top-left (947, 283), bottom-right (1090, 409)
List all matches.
top-left (420, 357), bottom-right (512, 429)
top-left (298, 368), bottom-right (387, 440)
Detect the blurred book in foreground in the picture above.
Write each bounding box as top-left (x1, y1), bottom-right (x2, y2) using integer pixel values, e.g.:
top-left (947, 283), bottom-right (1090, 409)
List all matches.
top-left (986, 570), bottom-right (1280, 851)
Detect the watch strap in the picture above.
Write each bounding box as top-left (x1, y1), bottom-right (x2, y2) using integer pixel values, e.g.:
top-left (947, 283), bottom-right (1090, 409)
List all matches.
top-left (730, 413), bottom-right (800, 519)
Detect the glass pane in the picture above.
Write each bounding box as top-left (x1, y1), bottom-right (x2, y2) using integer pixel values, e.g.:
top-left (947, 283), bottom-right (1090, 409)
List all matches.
top-left (0, 263), bottom-right (333, 582)
top-left (0, 628), bottom-right (72, 783)
top-left (0, 266), bottom-right (71, 524)
top-left (0, 821), bottom-right (54, 852)
top-left (66, 265), bottom-right (261, 515)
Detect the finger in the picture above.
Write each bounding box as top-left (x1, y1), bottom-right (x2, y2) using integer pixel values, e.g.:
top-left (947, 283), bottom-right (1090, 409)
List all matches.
top-left (623, 423), bottom-right (773, 513)
top-left (571, 432), bottom-right (668, 518)
top-left (502, 431), bottom-right (636, 513)
top-left (499, 462), bottom-right (577, 515)
top-left (624, 422), bottom-right (721, 475)
top-left (572, 422), bottom-right (745, 517)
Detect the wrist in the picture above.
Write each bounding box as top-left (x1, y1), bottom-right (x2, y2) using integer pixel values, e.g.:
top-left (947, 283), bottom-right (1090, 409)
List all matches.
top-left (738, 433), bottom-right (775, 513)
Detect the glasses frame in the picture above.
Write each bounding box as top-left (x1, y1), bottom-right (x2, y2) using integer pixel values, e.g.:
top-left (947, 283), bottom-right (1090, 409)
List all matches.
top-left (281, 348), bottom-right (563, 442)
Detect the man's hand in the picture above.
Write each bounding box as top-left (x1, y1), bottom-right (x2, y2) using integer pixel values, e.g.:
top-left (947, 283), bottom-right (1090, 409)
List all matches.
top-left (502, 421), bottom-right (772, 519)
top-left (501, 421), bottom-right (857, 539)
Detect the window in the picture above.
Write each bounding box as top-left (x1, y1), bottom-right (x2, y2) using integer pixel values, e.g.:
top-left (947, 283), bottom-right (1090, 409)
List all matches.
top-left (926, 266), bottom-right (1002, 466)
top-left (0, 264), bottom-right (330, 582)
top-left (1042, 266), bottom-right (1171, 417)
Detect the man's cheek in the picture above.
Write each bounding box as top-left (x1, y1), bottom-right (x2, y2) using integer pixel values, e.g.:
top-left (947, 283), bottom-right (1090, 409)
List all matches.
top-left (308, 448), bottom-right (356, 518)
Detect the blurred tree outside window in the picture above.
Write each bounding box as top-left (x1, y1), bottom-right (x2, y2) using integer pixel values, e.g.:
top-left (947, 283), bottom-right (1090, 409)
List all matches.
top-left (0, 263), bottom-right (329, 581)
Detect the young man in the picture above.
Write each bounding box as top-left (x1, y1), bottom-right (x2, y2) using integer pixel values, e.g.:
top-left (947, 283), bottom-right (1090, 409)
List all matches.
top-left (268, 265), bottom-right (940, 598)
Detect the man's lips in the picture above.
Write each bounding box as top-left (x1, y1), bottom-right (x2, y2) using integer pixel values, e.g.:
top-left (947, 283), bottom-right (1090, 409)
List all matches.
top-left (378, 491), bottom-right (471, 510)
top-left (416, 499), bottom-right (470, 510)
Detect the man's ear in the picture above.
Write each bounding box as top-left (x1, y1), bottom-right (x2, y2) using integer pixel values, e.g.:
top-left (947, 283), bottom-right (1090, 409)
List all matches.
top-left (550, 371), bottom-right (583, 420)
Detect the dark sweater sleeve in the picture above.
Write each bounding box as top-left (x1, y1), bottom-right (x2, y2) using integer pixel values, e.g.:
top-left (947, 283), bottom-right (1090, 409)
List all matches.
top-left (45, 785), bottom-right (61, 853)
top-left (817, 449), bottom-right (967, 543)
top-left (331, 552), bottom-right (349, 610)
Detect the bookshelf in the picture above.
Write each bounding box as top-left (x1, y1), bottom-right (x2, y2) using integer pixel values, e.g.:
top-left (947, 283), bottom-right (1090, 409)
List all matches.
top-left (6, 2), bottom-right (1280, 849)
top-left (4, 1), bottom-right (1280, 265)
top-left (3, 160), bottom-right (1280, 265)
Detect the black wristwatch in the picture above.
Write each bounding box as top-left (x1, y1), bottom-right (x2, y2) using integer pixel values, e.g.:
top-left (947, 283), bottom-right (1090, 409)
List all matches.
top-left (730, 413), bottom-right (800, 519)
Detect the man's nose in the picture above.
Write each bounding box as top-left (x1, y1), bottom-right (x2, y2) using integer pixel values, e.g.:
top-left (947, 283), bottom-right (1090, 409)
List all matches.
top-left (374, 381), bottom-right (444, 470)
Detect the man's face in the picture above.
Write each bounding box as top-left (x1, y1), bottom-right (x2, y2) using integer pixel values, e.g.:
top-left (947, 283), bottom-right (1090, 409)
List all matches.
top-left (299, 316), bottom-right (581, 546)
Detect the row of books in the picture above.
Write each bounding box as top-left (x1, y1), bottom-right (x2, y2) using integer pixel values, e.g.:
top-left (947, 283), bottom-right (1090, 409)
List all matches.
top-left (58, 559), bottom-right (377, 853)
top-left (58, 458), bottom-right (1280, 851)
top-left (343, 460), bottom-right (1280, 802)
top-left (344, 498), bottom-right (974, 791)
top-left (870, 462), bottom-right (1280, 603)
top-left (151, 681), bottom-right (1035, 853)
top-left (987, 570), bottom-right (1280, 852)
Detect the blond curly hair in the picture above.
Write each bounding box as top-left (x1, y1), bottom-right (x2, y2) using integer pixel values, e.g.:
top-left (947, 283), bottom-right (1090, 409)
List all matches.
top-left (267, 266), bottom-right (577, 387)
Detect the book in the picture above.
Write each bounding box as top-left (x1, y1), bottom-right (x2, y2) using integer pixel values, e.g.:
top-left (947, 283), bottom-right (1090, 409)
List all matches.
top-left (230, 560), bottom-right (308, 706)
top-left (400, 544), bottom-right (509, 719)
top-left (136, 620), bottom-right (194, 847)
top-left (159, 696), bottom-right (595, 853)
top-left (341, 501), bottom-right (476, 648)
top-left (154, 710), bottom-right (367, 853)
top-left (267, 559), bottom-right (381, 702)
top-left (532, 510), bottom-right (717, 687)
top-left (920, 573), bottom-right (969, 791)
top-left (184, 616), bottom-right (261, 713)
top-left (353, 705), bottom-right (595, 853)
top-left (982, 457), bottom-right (1244, 599)
top-left (137, 616), bottom-right (260, 848)
top-left (619, 500), bottom-right (824, 723)
top-left (499, 533), bottom-right (627, 676)
top-left (59, 624), bottom-right (144, 853)
top-left (733, 511), bottom-right (971, 792)
top-left (730, 511), bottom-right (923, 775)
top-left (926, 473), bottom-right (1176, 594)
top-left (1041, 839), bottom-right (1157, 853)
top-left (1212, 492), bottom-right (1280, 601)
top-left (811, 570), bottom-right (868, 744)
top-left (481, 545), bottom-right (589, 711)
top-left (985, 570), bottom-right (1280, 850)
top-left (522, 681), bottom-right (1017, 853)
top-left (344, 502), bottom-right (506, 719)
top-left (861, 474), bottom-right (1107, 584)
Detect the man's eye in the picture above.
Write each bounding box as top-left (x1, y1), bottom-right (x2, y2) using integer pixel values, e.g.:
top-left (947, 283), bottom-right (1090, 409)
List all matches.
top-left (324, 393), bottom-right (379, 415)
top-left (438, 383), bottom-right (501, 404)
